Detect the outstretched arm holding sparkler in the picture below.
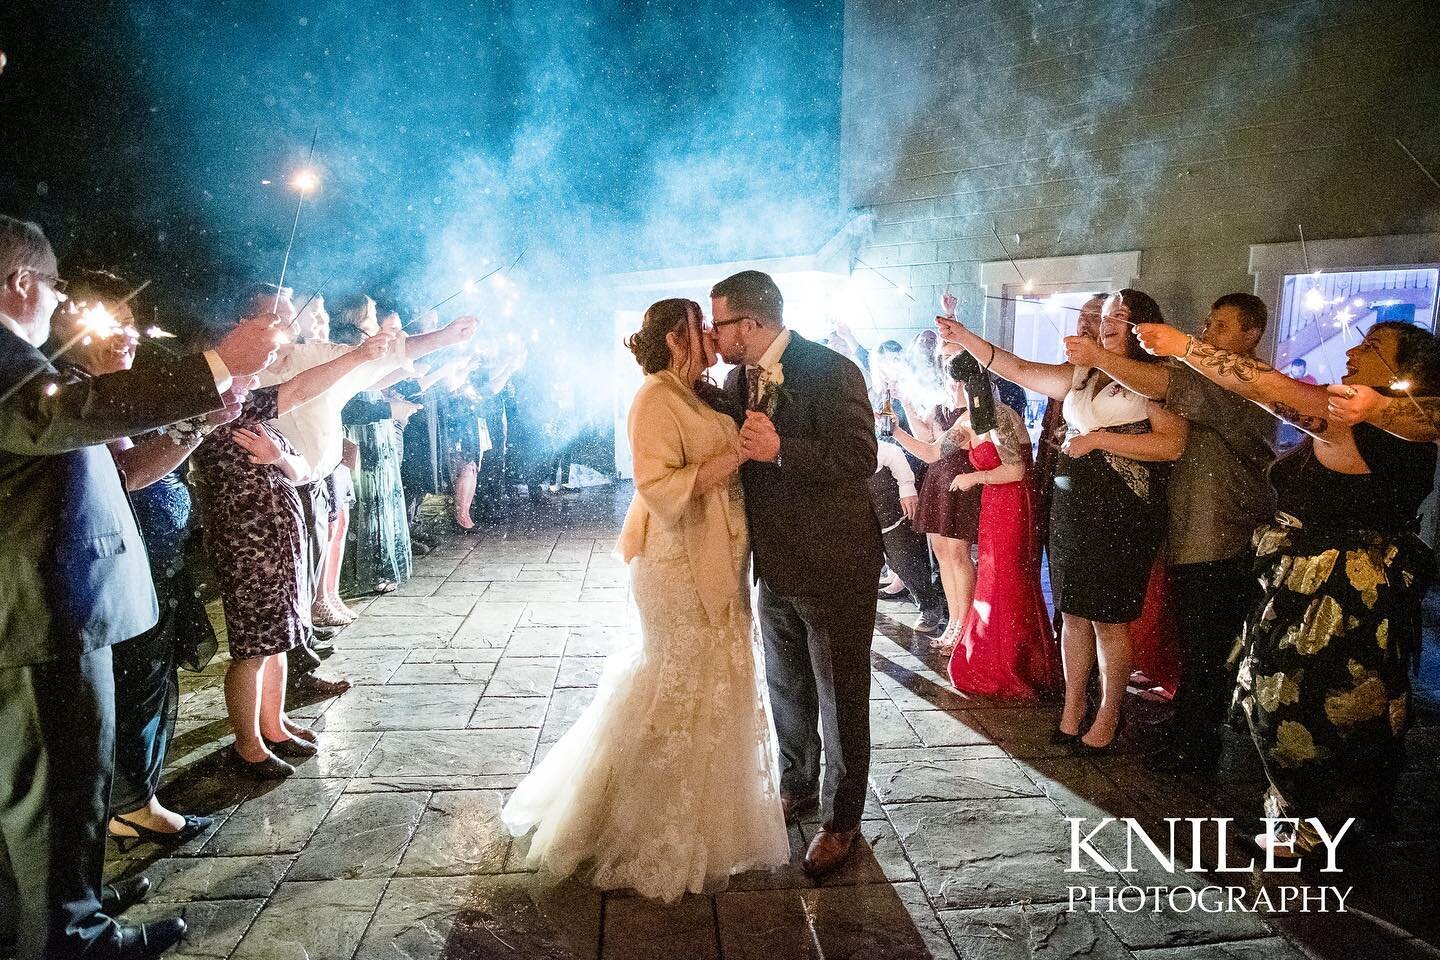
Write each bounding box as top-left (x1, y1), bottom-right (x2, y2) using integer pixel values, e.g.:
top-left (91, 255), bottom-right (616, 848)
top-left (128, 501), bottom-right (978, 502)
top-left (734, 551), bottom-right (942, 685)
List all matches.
top-left (275, 331), bottom-right (396, 415)
top-left (935, 314), bottom-right (1073, 401)
top-left (1326, 385), bottom-right (1440, 443)
top-left (1134, 322), bottom-right (1334, 440)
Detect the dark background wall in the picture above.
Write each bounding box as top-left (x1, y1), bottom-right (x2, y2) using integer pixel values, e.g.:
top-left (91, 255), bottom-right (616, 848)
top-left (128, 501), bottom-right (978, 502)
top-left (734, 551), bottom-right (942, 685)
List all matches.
top-left (840, 0), bottom-right (1440, 339)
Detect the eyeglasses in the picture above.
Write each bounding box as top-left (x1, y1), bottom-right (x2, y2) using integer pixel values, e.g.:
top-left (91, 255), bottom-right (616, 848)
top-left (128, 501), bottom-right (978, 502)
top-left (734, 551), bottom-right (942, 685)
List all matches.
top-left (712, 315), bottom-right (750, 329)
top-left (13, 269), bottom-right (68, 298)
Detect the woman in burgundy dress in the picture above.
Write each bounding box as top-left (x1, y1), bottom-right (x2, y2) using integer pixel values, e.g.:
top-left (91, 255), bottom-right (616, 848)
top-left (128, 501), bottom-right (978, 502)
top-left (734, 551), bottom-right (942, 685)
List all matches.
top-left (945, 354), bottom-right (1060, 698)
top-left (893, 343), bottom-right (981, 650)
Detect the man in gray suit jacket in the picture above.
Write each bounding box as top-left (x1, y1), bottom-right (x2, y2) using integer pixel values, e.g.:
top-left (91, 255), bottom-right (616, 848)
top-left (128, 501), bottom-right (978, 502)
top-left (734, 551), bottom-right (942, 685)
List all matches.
top-left (712, 270), bottom-right (882, 877)
top-left (0, 215), bottom-right (278, 960)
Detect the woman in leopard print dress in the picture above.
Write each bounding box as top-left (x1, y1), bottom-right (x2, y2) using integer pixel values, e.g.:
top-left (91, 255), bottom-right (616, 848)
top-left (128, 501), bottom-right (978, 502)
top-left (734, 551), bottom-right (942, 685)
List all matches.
top-left (191, 299), bottom-right (393, 777)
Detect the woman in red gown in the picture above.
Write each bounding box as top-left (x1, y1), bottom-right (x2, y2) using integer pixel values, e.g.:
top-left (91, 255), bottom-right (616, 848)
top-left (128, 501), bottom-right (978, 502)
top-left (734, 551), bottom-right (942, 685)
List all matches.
top-left (946, 358), bottom-right (1061, 699)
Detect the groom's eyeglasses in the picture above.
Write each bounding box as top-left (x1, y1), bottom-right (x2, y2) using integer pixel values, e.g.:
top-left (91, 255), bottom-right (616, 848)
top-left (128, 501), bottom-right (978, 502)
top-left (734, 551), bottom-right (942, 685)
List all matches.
top-left (712, 315), bottom-right (750, 330)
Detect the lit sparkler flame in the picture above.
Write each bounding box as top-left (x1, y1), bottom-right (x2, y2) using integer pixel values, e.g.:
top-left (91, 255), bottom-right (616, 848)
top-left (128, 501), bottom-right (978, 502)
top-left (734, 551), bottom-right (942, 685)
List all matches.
top-left (145, 326), bottom-right (177, 339)
top-left (44, 383), bottom-right (58, 397)
top-left (1303, 288), bottom-right (1326, 312)
top-left (78, 302), bottom-right (121, 340)
top-left (1392, 379), bottom-right (1412, 392)
top-left (292, 168), bottom-right (319, 193)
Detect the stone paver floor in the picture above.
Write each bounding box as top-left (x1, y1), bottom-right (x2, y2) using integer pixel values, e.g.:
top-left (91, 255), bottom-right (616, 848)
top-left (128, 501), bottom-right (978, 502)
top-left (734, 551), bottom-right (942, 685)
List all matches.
top-left (107, 486), bottom-right (1440, 959)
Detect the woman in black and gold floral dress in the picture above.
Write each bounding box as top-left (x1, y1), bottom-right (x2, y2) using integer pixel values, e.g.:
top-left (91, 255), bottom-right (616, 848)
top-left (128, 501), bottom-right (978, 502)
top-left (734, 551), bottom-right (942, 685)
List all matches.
top-left (1137, 318), bottom-right (1440, 860)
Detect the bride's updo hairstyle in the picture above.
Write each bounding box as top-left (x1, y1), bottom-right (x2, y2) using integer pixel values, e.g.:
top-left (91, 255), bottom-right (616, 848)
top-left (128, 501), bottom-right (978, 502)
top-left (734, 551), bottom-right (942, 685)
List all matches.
top-left (626, 298), bottom-right (697, 374)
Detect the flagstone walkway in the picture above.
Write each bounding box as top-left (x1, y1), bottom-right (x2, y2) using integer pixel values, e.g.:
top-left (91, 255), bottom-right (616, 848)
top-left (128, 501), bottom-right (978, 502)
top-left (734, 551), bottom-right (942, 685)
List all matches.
top-left (106, 486), bottom-right (1440, 959)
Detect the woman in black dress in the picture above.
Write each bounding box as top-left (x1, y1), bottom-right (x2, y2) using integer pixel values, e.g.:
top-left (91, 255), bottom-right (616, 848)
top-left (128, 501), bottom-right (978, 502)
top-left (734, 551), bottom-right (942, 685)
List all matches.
top-left (191, 291), bottom-right (395, 778)
top-left (892, 342), bottom-right (981, 650)
top-left (937, 291), bottom-right (1189, 750)
top-left (1140, 318), bottom-right (1440, 860)
top-left (49, 272), bottom-right (226, 845)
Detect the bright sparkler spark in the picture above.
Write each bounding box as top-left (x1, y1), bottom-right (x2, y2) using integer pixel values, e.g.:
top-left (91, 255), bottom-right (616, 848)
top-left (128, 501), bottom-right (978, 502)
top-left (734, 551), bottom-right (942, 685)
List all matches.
top-left (145, 326), bottom-right (177, 339)
top-left (44, 383), bottom-right (58, 397)
top-left (78, 303), bottom-right (121, 340)
top-left (1303, 288), bottom-right (1326, 312)
top-left (291, 168), bottom-right (319, 193)
top-left (1392, 379), bottom-right (1412, 392)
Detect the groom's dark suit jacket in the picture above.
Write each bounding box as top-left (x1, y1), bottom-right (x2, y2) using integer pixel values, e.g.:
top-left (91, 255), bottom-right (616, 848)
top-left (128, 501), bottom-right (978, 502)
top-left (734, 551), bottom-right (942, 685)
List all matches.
top-left (721, 332), bottom-right (882, 597)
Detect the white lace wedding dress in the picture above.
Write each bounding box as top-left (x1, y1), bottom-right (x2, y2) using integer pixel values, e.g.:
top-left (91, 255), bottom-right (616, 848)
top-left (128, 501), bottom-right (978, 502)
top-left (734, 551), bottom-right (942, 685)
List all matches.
top-left (501, 382), bottom-right (789, 902)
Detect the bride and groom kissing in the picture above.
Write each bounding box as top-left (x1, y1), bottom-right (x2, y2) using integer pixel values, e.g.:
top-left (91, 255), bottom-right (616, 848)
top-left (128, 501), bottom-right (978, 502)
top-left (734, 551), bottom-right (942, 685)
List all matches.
top-left (499, 270), bottom-right (883, 902)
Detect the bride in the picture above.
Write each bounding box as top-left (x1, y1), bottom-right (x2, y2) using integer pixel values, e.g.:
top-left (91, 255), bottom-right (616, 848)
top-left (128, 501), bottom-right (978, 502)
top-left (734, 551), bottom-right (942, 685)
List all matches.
top-left (501, 298), bottom-right (790, 902)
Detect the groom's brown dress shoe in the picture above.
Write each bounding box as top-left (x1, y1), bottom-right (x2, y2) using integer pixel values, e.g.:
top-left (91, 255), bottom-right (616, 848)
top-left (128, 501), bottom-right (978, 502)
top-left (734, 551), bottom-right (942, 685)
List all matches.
top-left (780, 792), bottom-right (819, 825)
top-left (802, 827), bottom-right (858, 876)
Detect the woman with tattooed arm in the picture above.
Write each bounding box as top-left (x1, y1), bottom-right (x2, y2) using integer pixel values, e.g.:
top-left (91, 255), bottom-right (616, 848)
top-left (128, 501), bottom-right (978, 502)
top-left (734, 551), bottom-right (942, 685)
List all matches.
top-left (1135, 319), bottom-right (1440, 860)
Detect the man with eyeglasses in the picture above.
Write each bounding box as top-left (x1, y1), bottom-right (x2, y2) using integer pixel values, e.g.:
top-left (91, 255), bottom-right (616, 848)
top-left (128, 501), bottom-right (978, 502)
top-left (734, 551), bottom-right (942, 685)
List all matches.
top-left (0, 214), bottom-right (279, 960)
top-left (710, 270), bottom-right (882, 877)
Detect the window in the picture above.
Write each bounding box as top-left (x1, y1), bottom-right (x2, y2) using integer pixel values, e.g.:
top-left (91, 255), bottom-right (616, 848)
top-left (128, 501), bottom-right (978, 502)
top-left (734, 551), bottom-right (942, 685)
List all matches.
top-left (1001, 287), bottom-right (1106, 447)
top-left (1273, 267), bottom-right (1439, 384)
top-left (978, 250), bottom-right (1141, 450)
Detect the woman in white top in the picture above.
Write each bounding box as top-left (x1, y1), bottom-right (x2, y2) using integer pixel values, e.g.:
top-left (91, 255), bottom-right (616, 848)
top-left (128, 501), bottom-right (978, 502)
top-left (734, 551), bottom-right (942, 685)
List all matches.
top-left (937, 291), bottom-right (1188, 751)
top-left (501, 298), bottom-right (789, 902)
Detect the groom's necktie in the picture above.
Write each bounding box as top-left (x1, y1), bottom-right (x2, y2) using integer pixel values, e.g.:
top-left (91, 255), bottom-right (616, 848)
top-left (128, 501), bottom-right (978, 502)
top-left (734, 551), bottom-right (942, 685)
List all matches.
top-left (746, 366), bottom-right (761, 410)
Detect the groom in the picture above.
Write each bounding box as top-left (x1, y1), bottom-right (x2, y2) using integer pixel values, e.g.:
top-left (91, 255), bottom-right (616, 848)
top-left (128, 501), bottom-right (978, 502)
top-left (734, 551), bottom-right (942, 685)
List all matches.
top-left (710, 270), bottom-right (882, 876)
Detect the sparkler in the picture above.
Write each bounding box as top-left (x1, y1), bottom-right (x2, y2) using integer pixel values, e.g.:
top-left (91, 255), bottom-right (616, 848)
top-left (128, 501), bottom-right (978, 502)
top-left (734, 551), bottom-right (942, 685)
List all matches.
top-left (1395, 138), bottom-right (1440, 192)
top-left (853, 258), bottom-right (915, 301)
top-left (989, 223), bottom-right (1032, 292)
top-left (273, 128), bottom-right (320, 314)
top-left (419, 242), bottom-right (531, 320)
top-left (1294, 223), bottom-right (1346, 383)
top-left (0, 302), bottom-right (122, 407)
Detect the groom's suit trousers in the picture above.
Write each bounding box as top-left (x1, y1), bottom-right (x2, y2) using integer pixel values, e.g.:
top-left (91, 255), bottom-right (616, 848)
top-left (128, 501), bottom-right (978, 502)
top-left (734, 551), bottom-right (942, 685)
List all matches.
top-left (758, 582), bottom-right (878, 832)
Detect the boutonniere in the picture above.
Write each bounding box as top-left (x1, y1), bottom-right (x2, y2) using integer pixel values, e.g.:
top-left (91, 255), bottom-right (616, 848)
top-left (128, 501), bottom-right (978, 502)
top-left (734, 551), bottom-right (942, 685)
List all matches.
top-left (758, 363), bottom-right (787, 418)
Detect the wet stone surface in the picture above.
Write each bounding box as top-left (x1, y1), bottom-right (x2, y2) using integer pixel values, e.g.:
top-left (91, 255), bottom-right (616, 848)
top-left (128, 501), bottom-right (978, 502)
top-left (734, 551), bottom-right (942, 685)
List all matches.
top-left (106, 491), bottom-right (1440, 958)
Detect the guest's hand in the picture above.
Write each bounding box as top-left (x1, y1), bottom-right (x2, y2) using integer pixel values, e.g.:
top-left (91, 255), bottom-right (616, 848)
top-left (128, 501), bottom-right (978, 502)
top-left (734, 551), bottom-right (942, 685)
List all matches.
top-left (215, 316), bottom-right (281, 376)
top-left (740, 411), bottom-right (782, 463)
top-left (900, 494), bottom-right (919, 520)
top-left (1135, 323), bottom-right (1189, 359)
top-left (935, 314), bottom-right (971, 346)
top-left (1061, 432), bottom-right (1104, 458)
top-left (389, 399), bottom-right (423, 424)
top-left (1326, 383), bottom-right (1384, 425)
top-left (208, 375), bottom-right (254, 428)
top-left (949, 474), bottom-right (977, 492)
top-left (359, 331), bottom-right (397, 363)
top-left (447, 315), bottom-right (480, 343)
top-left (1063, 335), bottom-right (1106, 368)
top-left (232, 427), bottom-right (284, 466)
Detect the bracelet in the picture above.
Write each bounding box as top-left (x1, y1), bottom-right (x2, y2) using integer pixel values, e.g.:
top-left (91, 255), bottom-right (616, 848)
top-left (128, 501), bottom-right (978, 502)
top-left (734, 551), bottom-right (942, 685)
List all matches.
top-left (1181, 336), bottom-right (1196, 359)
top-left (984, 343), bottom-right (997, 370)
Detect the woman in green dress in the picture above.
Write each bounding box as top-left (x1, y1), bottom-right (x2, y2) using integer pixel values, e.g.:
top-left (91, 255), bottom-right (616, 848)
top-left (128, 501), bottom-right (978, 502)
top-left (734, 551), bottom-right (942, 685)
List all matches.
top-left (331, 295), bottom-right (414, 595)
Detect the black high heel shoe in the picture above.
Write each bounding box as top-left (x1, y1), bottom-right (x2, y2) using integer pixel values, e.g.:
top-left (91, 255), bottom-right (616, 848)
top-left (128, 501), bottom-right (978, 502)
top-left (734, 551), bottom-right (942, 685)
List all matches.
top-left (1049, 728), bottom-right (1081, 747)
top-left (230, 747), bottom-right (295, 780)
top-left (107, 813), bottom-right (214, 851)
top-left (1078, 718), bottom-right (1128, 755)
top-left (264, 736), bottom-right (319, 760)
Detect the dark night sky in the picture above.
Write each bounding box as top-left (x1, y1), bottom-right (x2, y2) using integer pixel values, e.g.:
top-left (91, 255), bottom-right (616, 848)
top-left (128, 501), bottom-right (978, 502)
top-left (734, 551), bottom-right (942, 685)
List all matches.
top-left (0, 0), bottom-right (844, 323)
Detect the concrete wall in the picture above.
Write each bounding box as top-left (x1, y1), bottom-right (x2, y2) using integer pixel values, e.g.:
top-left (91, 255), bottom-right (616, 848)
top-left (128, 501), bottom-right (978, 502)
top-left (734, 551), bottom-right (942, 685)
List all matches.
top-left (840, 0), bottom-right (1440, 347)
